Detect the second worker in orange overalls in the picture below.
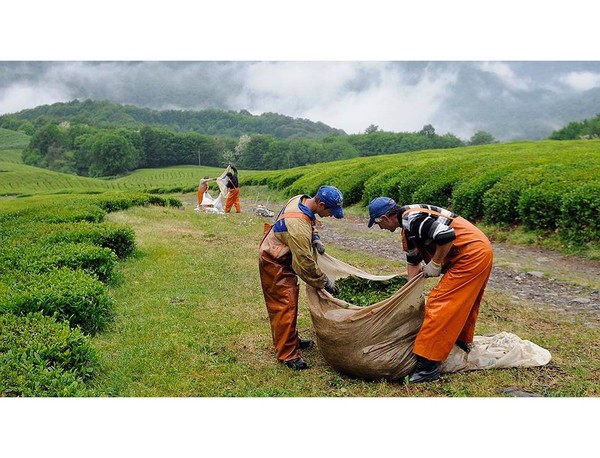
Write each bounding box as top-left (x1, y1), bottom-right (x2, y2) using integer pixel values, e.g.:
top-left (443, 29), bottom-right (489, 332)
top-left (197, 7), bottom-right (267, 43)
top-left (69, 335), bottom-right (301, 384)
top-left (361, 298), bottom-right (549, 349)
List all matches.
top-left (367, 197), bottom-right (493, 383)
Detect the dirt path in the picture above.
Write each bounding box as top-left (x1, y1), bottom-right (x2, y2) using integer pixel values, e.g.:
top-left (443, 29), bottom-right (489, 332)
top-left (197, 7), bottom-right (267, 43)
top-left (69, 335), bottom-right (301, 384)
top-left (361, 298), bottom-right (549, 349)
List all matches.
top-left (193, 195), bottom-right (600, 326)
top-left (316, 214), bottom-right (600, 327)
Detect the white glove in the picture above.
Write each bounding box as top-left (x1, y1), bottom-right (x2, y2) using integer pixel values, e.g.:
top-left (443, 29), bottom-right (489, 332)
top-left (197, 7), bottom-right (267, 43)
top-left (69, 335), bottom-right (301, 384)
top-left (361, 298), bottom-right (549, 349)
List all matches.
top-left (312, 238), bottom-right (326, 255)
top-left (422, 260), bottom-right (442, 278)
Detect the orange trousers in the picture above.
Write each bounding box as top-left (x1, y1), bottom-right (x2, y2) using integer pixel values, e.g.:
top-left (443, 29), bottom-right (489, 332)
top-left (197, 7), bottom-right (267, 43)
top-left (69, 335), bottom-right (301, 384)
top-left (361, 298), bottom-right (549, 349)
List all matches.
top-left (258, 250), bottom-right (302, 362)
top-left (413, 221), bottom-right (493, 362)
top-left (197, 183), bottom-right (208, 205)
top-left (225, 188), bottom-right (241, 213)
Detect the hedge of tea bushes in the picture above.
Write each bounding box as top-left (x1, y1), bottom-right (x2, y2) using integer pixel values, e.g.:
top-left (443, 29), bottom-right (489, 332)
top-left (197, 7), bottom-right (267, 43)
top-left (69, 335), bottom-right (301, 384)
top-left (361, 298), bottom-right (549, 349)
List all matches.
top-left (38, 222), bottom-right (136, 259)
top-left (243, 140), bottom-right (600, 245)
top-left (0, 312), bottom-right (100, 397)
top-left (0, 190), bottom-right (181, 396)
top-left (0, 242), bottom-right (118, 283)
top-left (0, 268), bottom-right (115, 335)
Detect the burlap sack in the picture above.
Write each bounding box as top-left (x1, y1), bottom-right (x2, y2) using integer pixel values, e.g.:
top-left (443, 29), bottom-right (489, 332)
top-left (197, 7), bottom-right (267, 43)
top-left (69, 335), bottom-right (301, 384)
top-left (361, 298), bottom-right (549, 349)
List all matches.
top-left (306, 253), bottom-right (425, 381)
top-left (307, 253), bottom-right (551, 382)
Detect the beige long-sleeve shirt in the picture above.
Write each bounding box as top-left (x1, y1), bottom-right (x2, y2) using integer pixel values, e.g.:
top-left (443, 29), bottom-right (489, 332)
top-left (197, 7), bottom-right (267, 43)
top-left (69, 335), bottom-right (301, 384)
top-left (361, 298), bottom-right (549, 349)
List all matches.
top-left (259, 195), bottom-right (327, 289)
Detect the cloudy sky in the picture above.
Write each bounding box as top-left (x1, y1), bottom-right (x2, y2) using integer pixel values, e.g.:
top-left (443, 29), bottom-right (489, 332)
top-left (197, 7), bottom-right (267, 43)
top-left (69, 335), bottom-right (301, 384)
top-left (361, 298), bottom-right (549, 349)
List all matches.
top-left (2, 2), bottom-right (599, 141)
top-left (2, 61), bottom-right (600, 140)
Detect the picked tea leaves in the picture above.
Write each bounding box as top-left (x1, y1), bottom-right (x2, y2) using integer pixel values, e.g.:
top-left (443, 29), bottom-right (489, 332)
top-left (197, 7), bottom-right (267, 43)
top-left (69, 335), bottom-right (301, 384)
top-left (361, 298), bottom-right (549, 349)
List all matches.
top-left (334, 275), bottom-right (408, 307)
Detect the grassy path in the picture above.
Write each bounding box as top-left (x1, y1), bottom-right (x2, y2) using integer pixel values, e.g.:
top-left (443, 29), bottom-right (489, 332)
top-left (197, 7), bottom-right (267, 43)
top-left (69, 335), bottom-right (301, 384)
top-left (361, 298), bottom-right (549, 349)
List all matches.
top-left (90, 197), bottom-right (600, 397)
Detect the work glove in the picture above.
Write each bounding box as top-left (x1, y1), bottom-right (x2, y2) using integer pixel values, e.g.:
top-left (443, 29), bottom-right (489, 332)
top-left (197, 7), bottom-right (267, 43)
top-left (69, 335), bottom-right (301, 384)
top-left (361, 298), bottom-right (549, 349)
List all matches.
top-left (422, 260), bottom-right (442, 278)
top-left (324, 276), bottom-right (339, 295)
top-left (312, 237), bottom-right (326, 255)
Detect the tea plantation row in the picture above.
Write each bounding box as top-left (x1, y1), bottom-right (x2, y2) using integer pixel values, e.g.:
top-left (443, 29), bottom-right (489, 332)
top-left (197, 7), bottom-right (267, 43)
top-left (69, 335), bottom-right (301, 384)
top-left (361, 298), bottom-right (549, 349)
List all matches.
top-left (0, 191), bottom-right (181, 396)
top-left (244, 140), bottom-right (600, 246)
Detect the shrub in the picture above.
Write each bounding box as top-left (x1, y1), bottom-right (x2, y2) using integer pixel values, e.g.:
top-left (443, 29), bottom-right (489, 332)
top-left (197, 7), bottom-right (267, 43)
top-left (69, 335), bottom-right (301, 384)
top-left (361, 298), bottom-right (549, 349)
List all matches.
top-left (0, 268), bottom-right (115, 335)
top-left (518, 182), bottom-right (569, 230)
top-left (451, 169), bottom-right (511, 220)
top-left (0, 312), bottom-right (100, 397)
top-left (42, 222), bottom-right (136, 259)
top-left (410, 163), bottom-right (476, 208)
top-left (17, 202), bottom-right (107, 224)
top-left (362, 169), bottom-right (412, 205)
top-left (270, 172), bottom-right (305, 190)
top-left (482, 172), bottom-right (534, 225)
top-left (326, 167), bottom-right (377, 205)
top-left (558, 183), bottom-right (600, 244)
top-left (147, 195), bottom-right (182, 207)
top-left (396, 169), bottom-right (430, 205)
top-left (0, 242), bottom-right (118, 283)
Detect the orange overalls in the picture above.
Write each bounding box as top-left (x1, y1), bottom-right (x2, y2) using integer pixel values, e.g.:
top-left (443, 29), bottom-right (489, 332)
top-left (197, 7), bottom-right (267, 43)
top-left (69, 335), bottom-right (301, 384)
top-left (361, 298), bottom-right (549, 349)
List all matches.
top-left (258, 198), bottom-right (324, 362)
top-left (197, 181), bottom-right (208, 206)
top-left (225, 186), bottom-right (241, 213)
top-left (403, 209), bottom-right (494, 362)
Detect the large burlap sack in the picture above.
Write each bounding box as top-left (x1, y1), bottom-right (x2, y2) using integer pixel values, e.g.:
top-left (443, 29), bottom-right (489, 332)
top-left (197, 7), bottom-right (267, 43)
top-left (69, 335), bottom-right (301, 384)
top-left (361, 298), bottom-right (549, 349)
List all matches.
top-left (308, 253), bottom-right (551, 382)
top-left (306, 254), bottom-right (425, 381)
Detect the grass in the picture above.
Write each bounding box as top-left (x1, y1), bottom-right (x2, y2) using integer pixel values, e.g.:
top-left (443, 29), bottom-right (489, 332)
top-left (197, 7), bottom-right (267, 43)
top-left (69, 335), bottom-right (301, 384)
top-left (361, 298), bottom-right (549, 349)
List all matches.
top-left (0, 128), bottom-right (30, 150)
top-left (88, 194), bottom-right (599, 397)
top-left (0, 132), bottom-right (597, 397)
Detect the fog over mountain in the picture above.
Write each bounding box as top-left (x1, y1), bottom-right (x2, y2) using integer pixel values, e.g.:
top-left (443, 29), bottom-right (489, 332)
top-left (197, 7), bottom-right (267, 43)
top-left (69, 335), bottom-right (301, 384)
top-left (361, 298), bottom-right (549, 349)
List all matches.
top-left (1, 61), bottom-right (600, 141)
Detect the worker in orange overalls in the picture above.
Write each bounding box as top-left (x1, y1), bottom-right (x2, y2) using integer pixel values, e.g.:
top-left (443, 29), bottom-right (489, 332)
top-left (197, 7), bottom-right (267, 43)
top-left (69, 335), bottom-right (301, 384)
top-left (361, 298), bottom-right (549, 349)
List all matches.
top-left (197, 176), bottom-right (211, 209)
top-left (224, 165), bottom-right (241, 213)
top-left (367, 197), bottom-right (493, 383)
top-left (259, 185), bottom-right (344, 370)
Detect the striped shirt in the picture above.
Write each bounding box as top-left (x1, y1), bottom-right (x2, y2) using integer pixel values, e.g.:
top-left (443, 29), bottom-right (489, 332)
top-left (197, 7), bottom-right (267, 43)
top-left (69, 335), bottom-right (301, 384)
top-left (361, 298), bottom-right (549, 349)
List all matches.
top-left (399, 204), bottom-right (457, 265)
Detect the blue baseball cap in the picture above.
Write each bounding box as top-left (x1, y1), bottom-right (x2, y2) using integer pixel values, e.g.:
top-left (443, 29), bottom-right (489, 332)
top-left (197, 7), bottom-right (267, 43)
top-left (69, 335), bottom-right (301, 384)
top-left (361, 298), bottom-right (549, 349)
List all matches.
top-left (368, 197), bottom-right (397, 227)
top-left (316, 185), bottom-right (344, 219)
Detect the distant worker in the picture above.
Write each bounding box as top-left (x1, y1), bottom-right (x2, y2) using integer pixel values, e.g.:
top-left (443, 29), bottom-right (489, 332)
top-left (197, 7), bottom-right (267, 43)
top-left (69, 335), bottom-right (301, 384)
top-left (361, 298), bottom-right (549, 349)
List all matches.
top-left (259, 185), bottom-right (344, 370)
top-left (367, 197), bottom-right (494, 383)
top-left (224, 165), bottom-right (241, 213)
top-left (197, 175), bottom-right (212, 209)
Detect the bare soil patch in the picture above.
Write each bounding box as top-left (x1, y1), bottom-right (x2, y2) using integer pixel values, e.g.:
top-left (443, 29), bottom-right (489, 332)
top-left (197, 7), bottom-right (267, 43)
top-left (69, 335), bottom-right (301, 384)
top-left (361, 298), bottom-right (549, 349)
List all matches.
top-left (190, 195), bottom-right (600, 326)
top-left (317, 214), bottom-right (600, 327)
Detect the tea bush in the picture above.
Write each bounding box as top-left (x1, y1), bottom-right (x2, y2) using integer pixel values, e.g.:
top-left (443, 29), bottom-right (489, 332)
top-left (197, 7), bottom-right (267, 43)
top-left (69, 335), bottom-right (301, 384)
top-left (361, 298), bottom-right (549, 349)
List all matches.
top-left (482, 168), bottom-right (548, 225)
top-left (0, 242), bottom-right (117, 283)
top-left (0, 312), bottom-right (100, 397)
top-left (558, 182), bottom-right (600, 244)
top-left (518, 182), bottom-right (568, 230)
top-left (41, 222), bottom-right (136, 259)
top-left (451, 168), bottom-right (512, 220)
top-left (410, 162), bottom-right (476, 208)
top-left (0, 267), bottom-right (115, 335)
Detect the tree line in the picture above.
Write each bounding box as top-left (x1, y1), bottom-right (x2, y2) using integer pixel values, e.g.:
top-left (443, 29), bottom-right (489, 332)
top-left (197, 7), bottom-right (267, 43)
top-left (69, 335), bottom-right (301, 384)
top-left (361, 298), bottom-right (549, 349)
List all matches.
top-left (1, 99), bottom-right (504, 177)
top-left (19, 121), bottom-right (484, 177)
top-left (549, 113), bottom-right (600, 140)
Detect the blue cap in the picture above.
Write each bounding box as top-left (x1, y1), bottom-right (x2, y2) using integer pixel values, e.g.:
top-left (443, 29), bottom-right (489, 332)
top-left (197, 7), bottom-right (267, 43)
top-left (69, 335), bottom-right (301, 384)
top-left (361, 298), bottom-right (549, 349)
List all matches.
top-left (316, 185), bottom-right (344, 219)
top-left (368, 197), bottom-right (397, 227)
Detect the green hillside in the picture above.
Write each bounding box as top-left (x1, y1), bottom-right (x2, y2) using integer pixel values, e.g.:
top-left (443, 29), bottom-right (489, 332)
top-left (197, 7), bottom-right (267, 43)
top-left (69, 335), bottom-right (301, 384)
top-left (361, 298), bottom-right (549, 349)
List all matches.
top-left (2, 137), bottom-right (598, 248)
top-left (0, 99), bottom-right (346, 139)
top-left (0, 127), bottom-right (30, 150)
top-left (0, 128), bottom-right (30, 164)
top-left (0, 161), bottom-right (115, 196)
top-left (244, 140), bottom-right (600, 246)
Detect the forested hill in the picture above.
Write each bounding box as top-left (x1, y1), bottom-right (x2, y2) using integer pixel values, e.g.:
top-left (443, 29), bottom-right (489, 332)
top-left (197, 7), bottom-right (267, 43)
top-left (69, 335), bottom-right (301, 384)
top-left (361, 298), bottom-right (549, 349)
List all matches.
top-left (0, 99), bottom-right (346, 139)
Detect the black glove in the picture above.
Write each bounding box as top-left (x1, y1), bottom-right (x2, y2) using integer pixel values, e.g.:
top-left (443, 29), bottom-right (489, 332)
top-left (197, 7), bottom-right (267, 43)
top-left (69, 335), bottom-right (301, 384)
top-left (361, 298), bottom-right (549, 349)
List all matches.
top-left (312, 237), bottom-right (326, 255)
top-left (324, 276), bottom-right (339, 295)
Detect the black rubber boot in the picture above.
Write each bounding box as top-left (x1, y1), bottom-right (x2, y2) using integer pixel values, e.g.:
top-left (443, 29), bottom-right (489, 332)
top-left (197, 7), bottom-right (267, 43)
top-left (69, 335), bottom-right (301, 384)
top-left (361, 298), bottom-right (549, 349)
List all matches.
top-left (407, 355), bottom-right (441, 383)
top-left (299, 337), bottom-right (314, 349)
top-left (455, 339), bottom-right (471, 353)
top-left (284, 357), bottom-right (308, 370)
